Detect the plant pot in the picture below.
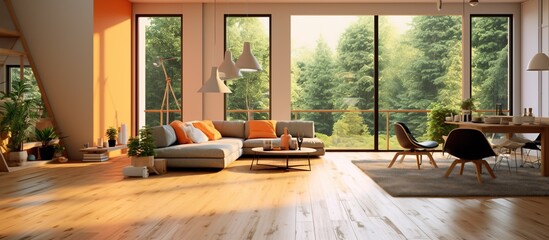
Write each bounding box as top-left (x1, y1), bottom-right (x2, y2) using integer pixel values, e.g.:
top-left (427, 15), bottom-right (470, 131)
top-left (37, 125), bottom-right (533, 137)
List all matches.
top-left (57, 156), bottom-right (68, 163)
top-left (8, 151), bottom-right (28, 167)
top-left (39, 146), bottom-right (55, 160)
top-left (131, 156), bottom-right (154, 167)
top-left (108, 140), bottom-right (116, 147)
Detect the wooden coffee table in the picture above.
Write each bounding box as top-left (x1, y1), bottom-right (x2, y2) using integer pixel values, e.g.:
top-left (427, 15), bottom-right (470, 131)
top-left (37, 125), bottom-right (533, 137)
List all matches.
top-left (250, 147), bottom-right (316, 171)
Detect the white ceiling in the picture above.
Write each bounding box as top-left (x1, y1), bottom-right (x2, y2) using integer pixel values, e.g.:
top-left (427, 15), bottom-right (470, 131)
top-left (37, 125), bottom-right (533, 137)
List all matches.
top-left (129, 0), bottom-right (525, 3)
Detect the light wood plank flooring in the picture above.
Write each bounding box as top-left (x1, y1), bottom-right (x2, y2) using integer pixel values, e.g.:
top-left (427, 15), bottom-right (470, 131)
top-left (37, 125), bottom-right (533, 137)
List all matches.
top-left (1, 152), bottom-right (548, 239)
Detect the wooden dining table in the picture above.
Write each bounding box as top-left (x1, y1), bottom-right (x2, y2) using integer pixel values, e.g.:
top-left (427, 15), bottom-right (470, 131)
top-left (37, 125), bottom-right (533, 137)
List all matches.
top-left (446, 121), bottom-right (549, 177)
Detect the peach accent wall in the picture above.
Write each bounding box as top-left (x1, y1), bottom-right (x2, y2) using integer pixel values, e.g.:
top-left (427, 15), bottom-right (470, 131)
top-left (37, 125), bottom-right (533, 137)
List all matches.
top-left (94, 0), bottom-right (131, 157)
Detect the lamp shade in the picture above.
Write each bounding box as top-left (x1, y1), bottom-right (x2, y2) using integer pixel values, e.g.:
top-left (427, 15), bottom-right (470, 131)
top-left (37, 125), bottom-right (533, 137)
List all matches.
top-left (198, 67), bottom-right (232, 93)
top-left (527, 53), bottom-right (549, 71)
top-left (236, 42), bottom-right (262, 72)
top-left (218, 50), bottom-right (242, 80)
top-left (469, 0), bottom-right (479, 6)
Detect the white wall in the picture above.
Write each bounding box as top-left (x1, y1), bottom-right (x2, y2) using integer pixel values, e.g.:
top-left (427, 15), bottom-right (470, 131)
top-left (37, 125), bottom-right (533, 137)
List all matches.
top-left (11, 0), bottom-right (94, 159)
top-left (522, 0), bottom-right (549, 117)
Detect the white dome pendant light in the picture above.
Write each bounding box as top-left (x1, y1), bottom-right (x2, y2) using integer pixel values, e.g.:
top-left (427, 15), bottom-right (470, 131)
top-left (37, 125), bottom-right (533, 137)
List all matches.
top-left (198, 67), bottom-right (232, 93)
top-left (236, 42), bottom-right (262, 72)
top-left (218, 50), bottom-right (242, 80)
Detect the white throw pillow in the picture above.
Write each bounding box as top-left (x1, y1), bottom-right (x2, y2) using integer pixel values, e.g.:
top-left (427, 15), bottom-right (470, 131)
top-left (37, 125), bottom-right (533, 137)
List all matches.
top-left (184, 125), bottom-right (208, 143)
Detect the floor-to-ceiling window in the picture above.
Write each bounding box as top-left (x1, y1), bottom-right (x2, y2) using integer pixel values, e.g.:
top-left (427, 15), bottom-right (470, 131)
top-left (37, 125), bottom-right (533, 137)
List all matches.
top-left (291, 16), bottom-right (375, 149)
top-left (471, 15), bottom-right (512, 116)
top-left (136, 15), bottom-right (182, 127)
top-left (378, 15), bottom-right (462, 150)
top-left (291, 15), bottom-right (462, 150)
top-left (224, 15), bottom-right (271, 121)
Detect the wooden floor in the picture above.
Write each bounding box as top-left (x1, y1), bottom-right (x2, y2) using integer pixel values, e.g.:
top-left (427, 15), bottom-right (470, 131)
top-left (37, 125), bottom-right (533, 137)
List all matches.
top-left (1, 152), bottom-right (549, 240)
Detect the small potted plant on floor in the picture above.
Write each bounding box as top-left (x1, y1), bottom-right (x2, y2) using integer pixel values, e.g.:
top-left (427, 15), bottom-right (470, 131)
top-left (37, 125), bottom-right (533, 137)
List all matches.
top-left (53, 143), bottom-right (67, 163)
top-left (34, 126), bottom-right (58, 160)
top-left (128, 126), bottom-right (155, 167)
top-left (106, 127), bottom-right (118, 147)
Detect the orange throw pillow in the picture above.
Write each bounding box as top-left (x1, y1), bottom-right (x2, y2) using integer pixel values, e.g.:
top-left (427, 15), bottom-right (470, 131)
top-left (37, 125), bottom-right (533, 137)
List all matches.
top-left (170, 120), bottom-right (193, 144)
top-left (192, 120), bottom-right (222, 141)
top-left (248, 120), bottom-right (277, 139)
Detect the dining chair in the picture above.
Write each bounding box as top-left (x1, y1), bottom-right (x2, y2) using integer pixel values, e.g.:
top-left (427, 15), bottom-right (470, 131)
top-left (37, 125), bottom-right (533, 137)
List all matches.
top-left (491, 135), bottom-right (524, 174)
top-left (388, 122), bottom-right (439, 170)
top-left (443, 128), bottom-right (497, 183)
top-left (521, 134), bottom-right (541, 168)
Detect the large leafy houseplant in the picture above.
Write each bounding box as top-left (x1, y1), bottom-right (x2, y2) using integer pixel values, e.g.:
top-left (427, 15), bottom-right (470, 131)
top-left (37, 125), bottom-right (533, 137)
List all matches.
top-left (427, 102), bottom-right (458, 144)
top-left (0, 79), bottom-right (41, 165)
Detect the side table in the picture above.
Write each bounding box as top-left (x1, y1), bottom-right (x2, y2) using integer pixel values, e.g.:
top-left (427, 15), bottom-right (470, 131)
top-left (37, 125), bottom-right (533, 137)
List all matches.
top-left (80, 145), bottom-right (127, 162)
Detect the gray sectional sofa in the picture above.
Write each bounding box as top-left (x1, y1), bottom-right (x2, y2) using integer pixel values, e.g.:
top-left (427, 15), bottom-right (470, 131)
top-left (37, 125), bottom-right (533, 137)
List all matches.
top-left (150, 120), bottom-right (325, 169)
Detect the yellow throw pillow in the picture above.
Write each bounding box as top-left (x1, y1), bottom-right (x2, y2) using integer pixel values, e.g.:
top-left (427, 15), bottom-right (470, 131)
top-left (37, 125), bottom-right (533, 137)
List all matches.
top-left (248, 120), bottom-right (277, 139)
top-left (192, 120), bottom-right (222, 141)
top-left (169, 120), bottom-right (193, 144)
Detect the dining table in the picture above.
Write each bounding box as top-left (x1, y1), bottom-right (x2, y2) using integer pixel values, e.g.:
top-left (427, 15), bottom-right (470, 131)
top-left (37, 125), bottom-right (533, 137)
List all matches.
top-left (446, 121), bottom-right (549, 177)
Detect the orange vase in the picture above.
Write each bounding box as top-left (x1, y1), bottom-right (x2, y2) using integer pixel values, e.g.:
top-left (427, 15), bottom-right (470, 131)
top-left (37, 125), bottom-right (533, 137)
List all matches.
top-left (280, 127), bottom-right (292, 150)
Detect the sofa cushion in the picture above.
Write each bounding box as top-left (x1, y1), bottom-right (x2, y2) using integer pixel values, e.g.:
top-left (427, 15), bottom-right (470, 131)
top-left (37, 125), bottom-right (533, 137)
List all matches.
top-left (213, 120), bottom-right (246, 138)
top-left (185, 125), bottom-right (208, 143)
top-left (247, 120), bottom-right (278, 139)
top-left (170, 120), bottom-right (193, 144)
top-left (192, 120), bottom-right (222, 140)
top-left (276, 121), bottom-right (315, 138)
top-left (150, 125), bottom-right (177, 148)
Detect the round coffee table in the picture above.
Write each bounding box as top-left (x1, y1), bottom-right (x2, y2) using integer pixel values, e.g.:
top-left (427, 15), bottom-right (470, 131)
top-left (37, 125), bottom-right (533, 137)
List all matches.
top-left (250, 147), bottom-right (316, 171)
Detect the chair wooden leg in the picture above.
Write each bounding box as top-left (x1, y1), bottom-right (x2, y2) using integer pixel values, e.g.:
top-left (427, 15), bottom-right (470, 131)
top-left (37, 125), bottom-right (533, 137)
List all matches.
top-left (426, 152), bottom-right (438, 168)
top-left (445, 160), bottom-right (461, 178)
top-left (416, 154), bottom-right (421, 170)
top-left (388, 152), bottom-right (402, 168)
top-left (481, 160), bottom-right (497, 179)
top-left (472, 161), bottom-right (484, 183)
top-left (459, 162), bottom-right (465, 175)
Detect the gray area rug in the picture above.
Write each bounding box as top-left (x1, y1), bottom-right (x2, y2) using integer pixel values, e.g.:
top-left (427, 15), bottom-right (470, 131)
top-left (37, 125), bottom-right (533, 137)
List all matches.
top-left (352, 158), bottom-right (549, 197)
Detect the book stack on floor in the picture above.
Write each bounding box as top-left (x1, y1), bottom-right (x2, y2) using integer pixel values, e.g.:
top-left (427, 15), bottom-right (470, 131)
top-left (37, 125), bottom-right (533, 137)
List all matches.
top-left (82, 153), bottom-right (109, 162)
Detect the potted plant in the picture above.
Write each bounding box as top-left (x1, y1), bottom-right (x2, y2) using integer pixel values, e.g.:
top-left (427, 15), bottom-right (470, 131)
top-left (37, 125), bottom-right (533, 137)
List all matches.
top-left (53, 144), bottom-right (67, 163)
top-left (106, 127), bottom-right (117, 147)
top-left (0, 79), bottom-right (41, 166)
top-left (34, 126), bottom-right (58, 160)
top-left (128, 126), bottom-right (155, 167)
top-left (460, 98), bottom-right (475, 122)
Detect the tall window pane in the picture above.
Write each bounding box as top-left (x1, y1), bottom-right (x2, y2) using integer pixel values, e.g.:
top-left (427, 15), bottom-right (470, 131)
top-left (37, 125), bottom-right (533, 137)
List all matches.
top-left (291, 16), bottom-right (375, 149)
top-left (379, 16), bottom-right (462, 150)
top-left (137, 16), bottom-right (182, 127)
top-left (471, 16), bottom-right (511, 115)
top-left (225, 15), bottom-right (271, 121)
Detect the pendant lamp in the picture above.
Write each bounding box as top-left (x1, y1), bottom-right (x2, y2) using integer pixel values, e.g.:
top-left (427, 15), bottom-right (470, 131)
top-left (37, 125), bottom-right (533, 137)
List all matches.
top-left (218, 50), bottom-right (242, 80)
top-left (469, 0), bottom-right (479, 6)
top-left (236, 42), bottom-right (262, 72)
top-left (527, 53), bottom-right (549, 71)
top-left (198, 67), bottom-right (232, 93)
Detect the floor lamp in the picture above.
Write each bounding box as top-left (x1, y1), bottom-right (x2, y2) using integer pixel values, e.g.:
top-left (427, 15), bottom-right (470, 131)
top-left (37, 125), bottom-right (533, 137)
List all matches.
top-left (154, 57), bottom-right (181, 125)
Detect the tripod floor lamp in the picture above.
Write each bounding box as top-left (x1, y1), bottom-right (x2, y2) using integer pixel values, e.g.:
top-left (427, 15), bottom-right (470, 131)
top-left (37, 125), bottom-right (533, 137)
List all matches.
top-left (154, 57), bottom-right (181, 125)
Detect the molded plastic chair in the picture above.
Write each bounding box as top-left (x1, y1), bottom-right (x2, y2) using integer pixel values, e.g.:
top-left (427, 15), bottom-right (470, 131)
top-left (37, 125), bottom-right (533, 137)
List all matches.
top-left (388, 122), bottom-right (439, 170)
top-left (443, 128), bottom-right (497, 183)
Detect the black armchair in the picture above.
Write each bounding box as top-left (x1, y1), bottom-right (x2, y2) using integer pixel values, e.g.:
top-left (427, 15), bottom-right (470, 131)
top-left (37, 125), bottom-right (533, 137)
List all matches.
top-left (443, 128), bottom-right (497, 183)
